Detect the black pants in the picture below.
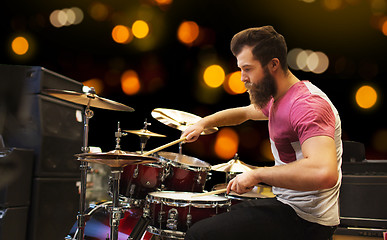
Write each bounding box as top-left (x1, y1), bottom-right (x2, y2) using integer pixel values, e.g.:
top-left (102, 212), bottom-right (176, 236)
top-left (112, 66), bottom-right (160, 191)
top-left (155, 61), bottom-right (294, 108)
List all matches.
top-left (184, 198), bottom-right (337, 240)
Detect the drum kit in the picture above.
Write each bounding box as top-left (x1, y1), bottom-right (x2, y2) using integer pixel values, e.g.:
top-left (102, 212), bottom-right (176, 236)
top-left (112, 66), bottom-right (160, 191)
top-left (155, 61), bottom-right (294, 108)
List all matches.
top-left (42, 88), bottom-right (274, 240)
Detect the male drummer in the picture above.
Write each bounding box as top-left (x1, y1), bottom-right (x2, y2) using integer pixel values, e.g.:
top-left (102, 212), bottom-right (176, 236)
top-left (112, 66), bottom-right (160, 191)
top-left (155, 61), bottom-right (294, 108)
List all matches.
top-left (181, 26), bottom-right (342, 240)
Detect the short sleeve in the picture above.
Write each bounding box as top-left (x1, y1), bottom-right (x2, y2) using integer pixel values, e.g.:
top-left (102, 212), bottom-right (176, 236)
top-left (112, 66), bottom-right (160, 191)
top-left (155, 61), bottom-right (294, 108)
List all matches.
top-left (290, 95), bottom-right (335, 145)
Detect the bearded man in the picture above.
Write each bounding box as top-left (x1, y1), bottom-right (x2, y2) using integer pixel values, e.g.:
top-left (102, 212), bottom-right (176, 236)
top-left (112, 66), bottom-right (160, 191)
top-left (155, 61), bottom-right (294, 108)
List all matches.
top-left (182, 26), bottom-right (342, 240)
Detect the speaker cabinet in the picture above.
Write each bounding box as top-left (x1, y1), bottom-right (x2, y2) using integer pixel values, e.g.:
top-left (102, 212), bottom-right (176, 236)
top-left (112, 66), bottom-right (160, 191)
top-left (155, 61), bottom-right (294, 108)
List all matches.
top-left (0, 206), bottom-right (29, 240)
top-left (0, 148), bottom-right (34, 207)
top-left (4, 94), bottom-right (83, 177)
top-left (339, 174), bottom-right (387, 237)
top-left (28, 177), bottom-right (79, 240)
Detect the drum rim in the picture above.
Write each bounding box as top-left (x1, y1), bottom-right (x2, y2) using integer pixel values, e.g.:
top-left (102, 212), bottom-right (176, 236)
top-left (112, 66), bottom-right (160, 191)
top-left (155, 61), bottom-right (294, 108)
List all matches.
top-left (156, 151), bottom-right (211, 171)
top-left (146, 191), bottom-right (231, 208)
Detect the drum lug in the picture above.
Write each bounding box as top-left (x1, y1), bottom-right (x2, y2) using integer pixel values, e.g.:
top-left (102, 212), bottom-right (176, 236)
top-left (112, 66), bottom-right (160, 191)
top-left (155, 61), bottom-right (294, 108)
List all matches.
top-left (133, 165), bottom-right (139, 178)
top-left (158, 210), bottom-right (165, 224)
top-left (196, 174), bottom-right (202, 185)
top-left (186, 213), bottom-right (192, 228)
top-left (129, 184), bottom-right (136, 196)
top-left (161, 164), bottom-right (171, 182)
top-left (166, 208), bottom-right (178, 230)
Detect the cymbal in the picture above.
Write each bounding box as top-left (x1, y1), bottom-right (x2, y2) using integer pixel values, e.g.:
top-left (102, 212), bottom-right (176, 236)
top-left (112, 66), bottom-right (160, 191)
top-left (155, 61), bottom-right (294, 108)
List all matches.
top-left (75, 150), bottom-right (158, 167)
top-left (151, 108), bottom-right (218, 135)
top-left (123, 129), bottom-right (166, 138)
top-left (42, 89), bottom-right (134, 112)
top-left (211, 159), bottom-right (258, 173)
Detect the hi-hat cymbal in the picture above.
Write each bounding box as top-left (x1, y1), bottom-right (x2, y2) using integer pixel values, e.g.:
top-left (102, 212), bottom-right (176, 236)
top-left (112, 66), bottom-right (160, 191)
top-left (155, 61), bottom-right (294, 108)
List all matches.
top-left (123, 129), bottom-right (166, 138)
top-left (42, 89), bottom-right (134, 112)
top-left (151, 108), bottom-right (218, 135)
top-left (211, 159), bottom-right (258, 173)
top-left (75, 150), bottom-right (158, 167)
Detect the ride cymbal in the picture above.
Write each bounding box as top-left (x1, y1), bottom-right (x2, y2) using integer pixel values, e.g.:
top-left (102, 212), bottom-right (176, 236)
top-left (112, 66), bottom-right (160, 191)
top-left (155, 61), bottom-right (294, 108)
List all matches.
top-left (151, 108), bottom-right (217, 135)
top-left (42, 89), bottom-right (134, 112)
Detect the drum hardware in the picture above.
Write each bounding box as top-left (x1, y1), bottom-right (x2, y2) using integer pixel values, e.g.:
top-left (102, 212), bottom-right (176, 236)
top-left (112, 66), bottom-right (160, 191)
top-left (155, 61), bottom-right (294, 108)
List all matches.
top-left (43, 88), bottom-right (135, 240)
top-left (76, 150), bottom-right (158, 240)
top-left (166, 208), bottom-right (179, 230)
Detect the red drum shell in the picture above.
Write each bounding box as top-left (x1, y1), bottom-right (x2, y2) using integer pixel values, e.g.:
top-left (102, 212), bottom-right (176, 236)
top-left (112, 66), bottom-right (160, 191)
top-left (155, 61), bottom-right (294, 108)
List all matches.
top-left (157, 152), bottom-right (211, 192)
top-left (146, 191), bottom-right (230, 237)
top-left (120, 162), bottom-right (164, 200)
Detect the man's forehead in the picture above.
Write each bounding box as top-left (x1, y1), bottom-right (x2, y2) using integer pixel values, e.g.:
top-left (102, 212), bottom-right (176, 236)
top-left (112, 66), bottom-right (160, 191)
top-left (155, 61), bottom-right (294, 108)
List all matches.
top-left (237, 47), bottom-right (258, 68)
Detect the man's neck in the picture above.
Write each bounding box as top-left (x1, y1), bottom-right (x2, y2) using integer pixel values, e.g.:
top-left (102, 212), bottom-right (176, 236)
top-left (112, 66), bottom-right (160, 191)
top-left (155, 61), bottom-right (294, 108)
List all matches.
top-left (274, 70), bottom-right (299, 100)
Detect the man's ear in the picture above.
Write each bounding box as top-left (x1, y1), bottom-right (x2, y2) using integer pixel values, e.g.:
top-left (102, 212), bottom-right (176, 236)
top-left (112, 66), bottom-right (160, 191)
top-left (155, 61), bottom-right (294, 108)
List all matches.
top-left (269, 58), bottom-right (280, 72)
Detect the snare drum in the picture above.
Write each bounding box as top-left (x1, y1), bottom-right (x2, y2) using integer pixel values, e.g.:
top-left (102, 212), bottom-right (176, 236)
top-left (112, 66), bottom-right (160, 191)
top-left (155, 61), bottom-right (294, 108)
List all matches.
top-left (120, 162), bottom-right (166, 204)
top-left (145, 191), bottom-right (231, 239)
top-left (157, 152), bottom-right (211, 192)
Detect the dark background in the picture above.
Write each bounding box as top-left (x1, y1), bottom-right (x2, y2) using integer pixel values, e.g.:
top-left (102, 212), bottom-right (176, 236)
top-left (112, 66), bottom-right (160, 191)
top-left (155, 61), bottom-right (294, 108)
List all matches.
top-left (2, 0), bottom-right (387, 168)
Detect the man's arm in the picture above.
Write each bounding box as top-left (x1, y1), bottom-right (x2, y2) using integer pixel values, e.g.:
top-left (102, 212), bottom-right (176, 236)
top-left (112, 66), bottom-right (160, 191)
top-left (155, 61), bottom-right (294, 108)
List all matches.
top-left (227, 135), bottom-right (339, 193)
top-left (182, 104), bottom-right (267, 142)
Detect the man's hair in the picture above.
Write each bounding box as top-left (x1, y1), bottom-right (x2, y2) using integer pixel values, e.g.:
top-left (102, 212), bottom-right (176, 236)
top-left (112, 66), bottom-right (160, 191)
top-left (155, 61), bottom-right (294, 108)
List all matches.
top-left (230, 26), bottom-right (288, 71)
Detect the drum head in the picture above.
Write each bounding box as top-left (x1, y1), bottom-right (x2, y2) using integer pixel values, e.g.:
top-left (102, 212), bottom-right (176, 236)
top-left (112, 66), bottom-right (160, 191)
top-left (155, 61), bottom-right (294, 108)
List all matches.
top-left (213, 183), bottom-right (275, 199)
top-left (157, 152), bottom-right (210, 170)
top-left (147, 191), bottom-right (229, 203)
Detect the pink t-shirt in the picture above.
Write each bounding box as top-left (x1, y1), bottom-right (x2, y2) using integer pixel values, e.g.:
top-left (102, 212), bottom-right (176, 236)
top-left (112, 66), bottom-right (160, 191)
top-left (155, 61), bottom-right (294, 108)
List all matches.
top-left (261, 80), bottom-right (342, 226)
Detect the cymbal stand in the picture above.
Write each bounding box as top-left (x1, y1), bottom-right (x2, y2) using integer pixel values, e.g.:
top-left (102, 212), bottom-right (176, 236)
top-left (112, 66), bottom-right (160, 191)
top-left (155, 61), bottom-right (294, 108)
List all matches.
top-left (77, 90), bottom-right (95, 240)
top-left (139, 119), bottom-right (151, 154)
top-left (109, 167), bottom-right (124, 240)
top-left (115, 121), bottom-right (127, 150)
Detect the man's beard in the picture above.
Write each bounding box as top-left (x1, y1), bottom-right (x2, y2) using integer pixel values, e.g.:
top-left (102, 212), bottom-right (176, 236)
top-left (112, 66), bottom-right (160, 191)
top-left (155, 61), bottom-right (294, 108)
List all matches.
top-left (245, 67), bottom-right (277, 109)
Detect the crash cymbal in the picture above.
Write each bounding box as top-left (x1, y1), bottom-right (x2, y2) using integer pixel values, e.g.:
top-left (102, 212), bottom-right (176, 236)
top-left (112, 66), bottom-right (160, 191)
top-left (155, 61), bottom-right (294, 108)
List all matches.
top-left (75, 150), bottom-right (158, 167)
top-left (123, 129), bottom-right (166, 138)
top-left (151, 108), bottom-right (218, 135)
top-left (42, 89), bottom-right (134, 112)
top-left (211, 159), bottom-right (258, 173)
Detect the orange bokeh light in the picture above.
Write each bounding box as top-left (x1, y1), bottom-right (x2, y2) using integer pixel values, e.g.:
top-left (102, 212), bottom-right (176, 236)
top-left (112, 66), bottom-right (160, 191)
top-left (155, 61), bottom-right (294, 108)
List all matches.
top-left (214, 128), bottom-right (239, 160)
top-left (112, 25), bottom-right (132, 44)
top-left (224, 71), bottom-right (246, 95)
top-left (177, 21), bottom-right (199, 45)
top-left (121, 70), bottom-right (141, 95)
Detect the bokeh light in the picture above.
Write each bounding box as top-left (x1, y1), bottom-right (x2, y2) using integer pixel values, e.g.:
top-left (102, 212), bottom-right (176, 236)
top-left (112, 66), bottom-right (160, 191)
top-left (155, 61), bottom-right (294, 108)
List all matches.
top-left (288, 48), bottom-right (330, 74)
top-left (11, 36), bottom-right (29, 55)
top-left (121, 70), bottom-right (141, 95)
top-left (112, 25), bottom-right (132, 44)
top-left (260, 139), bottom-right (274, 161)
top-left (132, 20), bottom-right (150, 39)
top-left (49, 7), bottom-right (84, 28)
top-left (355, 85), bottom-right (378, 109)
top-left (177, 21), bottom-right (200, 46)
top-left (224, 71), bottom-right (246, 95)
top-left (203, 64), bottom-right (225, 88)
top-left (89, 2), bottom-right (109, 21)
top-left (214, 128), bottom-right (239, 160)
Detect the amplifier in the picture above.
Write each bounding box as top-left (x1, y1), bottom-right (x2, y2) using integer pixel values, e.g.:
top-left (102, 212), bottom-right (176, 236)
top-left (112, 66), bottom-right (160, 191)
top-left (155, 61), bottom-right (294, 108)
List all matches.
top-left (339, 174), bottom-right (387, 237)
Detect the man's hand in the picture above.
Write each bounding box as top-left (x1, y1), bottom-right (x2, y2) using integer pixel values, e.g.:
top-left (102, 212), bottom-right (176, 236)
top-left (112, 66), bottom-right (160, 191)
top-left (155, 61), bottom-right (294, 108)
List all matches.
top-left (227, 170), bottom-right (259, 194)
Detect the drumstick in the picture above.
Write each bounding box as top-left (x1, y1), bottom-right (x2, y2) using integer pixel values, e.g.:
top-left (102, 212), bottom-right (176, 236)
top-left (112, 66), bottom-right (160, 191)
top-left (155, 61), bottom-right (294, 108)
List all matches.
top-left (142, 137), bottom-right (187, 156)
top-left (191, 188), bottom-right (227, 198)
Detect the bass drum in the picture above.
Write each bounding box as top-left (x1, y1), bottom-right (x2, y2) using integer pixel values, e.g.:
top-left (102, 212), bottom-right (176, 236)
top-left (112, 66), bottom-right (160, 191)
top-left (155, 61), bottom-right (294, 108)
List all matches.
top-left (66, 201), bottom-right (153, 240)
